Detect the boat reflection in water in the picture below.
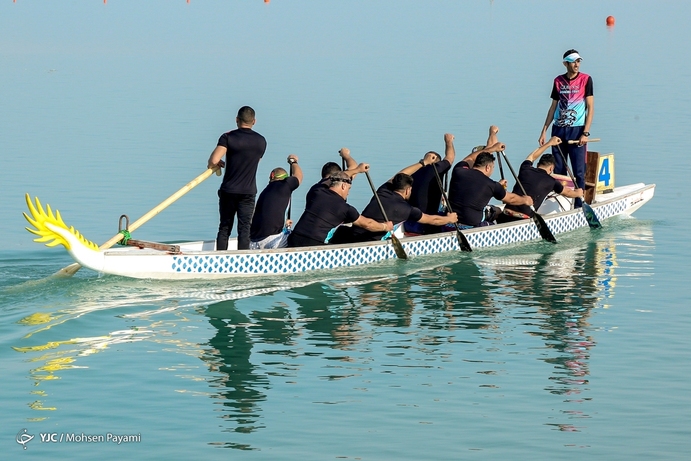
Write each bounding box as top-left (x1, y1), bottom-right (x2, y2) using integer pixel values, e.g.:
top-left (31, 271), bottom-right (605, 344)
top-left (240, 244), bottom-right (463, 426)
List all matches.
top-left (197, 222), bottom-right (654, 447)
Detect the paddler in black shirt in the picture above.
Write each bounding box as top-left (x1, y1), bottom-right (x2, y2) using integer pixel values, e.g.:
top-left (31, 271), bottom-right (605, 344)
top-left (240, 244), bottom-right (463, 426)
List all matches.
top-left (288, 170), bottom-right (393, 248)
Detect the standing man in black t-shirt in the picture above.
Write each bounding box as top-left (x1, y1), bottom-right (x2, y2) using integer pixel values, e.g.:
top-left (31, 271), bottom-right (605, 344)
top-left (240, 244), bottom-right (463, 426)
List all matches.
top-left (405, 133), bottom-right (456, 234)
top-left (249, 155), bottom-right (303, 249)
top-left (498, 137), bottom-right (584, 223)
top-left (207, 106), bottom-right (267, 250)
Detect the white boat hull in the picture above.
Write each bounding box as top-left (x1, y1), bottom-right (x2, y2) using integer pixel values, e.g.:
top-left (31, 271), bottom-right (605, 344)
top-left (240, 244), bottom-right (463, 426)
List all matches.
top-left (57, 183), bottom-right (653, 280)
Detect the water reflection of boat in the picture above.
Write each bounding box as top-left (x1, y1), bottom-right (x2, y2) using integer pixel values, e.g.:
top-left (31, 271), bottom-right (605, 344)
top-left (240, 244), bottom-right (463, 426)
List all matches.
top-left (24, 183), bottom-right (654, 279)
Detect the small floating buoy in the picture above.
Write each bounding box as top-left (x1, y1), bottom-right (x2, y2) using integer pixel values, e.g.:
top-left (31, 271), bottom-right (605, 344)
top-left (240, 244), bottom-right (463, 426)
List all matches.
top-left (606, 16), bottom-right (615, 26)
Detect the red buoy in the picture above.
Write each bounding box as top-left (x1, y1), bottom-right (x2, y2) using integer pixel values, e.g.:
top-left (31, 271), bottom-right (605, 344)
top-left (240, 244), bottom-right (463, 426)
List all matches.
top-left (606, 16), bottom-right (615, 26)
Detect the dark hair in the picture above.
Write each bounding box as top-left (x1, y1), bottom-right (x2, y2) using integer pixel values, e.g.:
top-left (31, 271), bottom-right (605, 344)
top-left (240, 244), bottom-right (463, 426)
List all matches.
top-left (537, 154), bottom-right (555, 167)
top-left (563, 49), bottom-right (579, 59)
top-left (391, 173), bottom-right (414, 192)
top-left (321, 162), bottom-right (342, 178)
top-left (474, 152), bottom-right (496, 168)
top-left (237, 106), bottom-right (256, 124)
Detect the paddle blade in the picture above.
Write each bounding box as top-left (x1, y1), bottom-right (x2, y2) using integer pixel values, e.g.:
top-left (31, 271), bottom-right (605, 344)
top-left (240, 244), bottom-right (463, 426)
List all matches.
top-left (390, 234), bottom-right (408, 260)
top-left (532, 213), bottom-right (557, 243)
top-left (455, 226), bottom-right (472, 252)
top-left (582, 203), bottom-right (602, 229)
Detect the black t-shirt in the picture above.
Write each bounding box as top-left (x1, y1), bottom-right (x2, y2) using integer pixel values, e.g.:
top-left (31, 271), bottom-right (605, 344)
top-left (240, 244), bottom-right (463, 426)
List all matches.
top-left (504, 160), bottom-right (564, 216)
top-left (217, 128), bottom-right (267, 195)
top-left (348, 183), bottom-right (423, 242)
top-left (448, 161), bottom-right (506, 227)
top-left (250, 176), bottom-right (300, 241)
top-left (409, 160), bottom-right (451, 214)
top-left (290, 186), bottom-right (360, 246)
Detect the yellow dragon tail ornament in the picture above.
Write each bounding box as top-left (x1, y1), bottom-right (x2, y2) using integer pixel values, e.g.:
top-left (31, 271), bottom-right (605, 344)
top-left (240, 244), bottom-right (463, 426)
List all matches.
top-left (23, 194), bottom-right (99, 251)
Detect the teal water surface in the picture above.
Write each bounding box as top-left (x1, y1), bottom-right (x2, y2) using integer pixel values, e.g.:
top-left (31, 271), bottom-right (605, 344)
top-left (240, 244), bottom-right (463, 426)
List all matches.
top-left (2, 1), bottom-right (690, 460)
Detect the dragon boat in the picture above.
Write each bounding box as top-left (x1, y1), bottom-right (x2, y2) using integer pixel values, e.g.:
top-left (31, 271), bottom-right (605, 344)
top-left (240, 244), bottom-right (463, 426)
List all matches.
top-left (24, 181), bottom-right (655, 280)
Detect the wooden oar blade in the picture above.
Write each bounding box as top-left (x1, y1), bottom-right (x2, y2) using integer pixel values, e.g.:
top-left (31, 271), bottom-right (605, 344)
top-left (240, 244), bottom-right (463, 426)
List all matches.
top-left (582, 202), bottom-right (602, 229)
top-left (532, 213), bottom-right (557, 243)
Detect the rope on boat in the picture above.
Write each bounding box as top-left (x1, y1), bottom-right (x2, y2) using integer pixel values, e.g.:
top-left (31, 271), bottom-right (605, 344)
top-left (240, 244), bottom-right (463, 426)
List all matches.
top-left (118, 230), bottom-right (132, 245)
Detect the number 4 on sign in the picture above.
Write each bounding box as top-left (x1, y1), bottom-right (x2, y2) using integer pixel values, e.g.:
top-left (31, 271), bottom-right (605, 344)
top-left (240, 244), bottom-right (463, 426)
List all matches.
top-left (596, 154), bottom-right (615, 192)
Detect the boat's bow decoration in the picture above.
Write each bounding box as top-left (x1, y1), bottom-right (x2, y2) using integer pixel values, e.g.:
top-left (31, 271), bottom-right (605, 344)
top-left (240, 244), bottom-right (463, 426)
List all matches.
top-left (24, 194), bottom-right (105, 272)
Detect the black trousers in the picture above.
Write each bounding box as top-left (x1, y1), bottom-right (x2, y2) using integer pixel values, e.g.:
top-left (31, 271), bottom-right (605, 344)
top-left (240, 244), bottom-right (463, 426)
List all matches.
top-left (216, 191), bottom-right (255, 250)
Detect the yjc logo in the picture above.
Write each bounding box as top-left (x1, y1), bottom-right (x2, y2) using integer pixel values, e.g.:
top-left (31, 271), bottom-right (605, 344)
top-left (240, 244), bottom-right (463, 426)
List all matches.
top-left (16, 429), bottom-right (34, 450)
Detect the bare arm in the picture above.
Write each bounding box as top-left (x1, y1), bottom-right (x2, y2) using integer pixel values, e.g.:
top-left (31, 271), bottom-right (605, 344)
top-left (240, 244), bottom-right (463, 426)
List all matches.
top-left (287, 154), bottom-right (303, 185)
top-left (461, 141), bottom-right (505, 168)
top-left (526, 136), bottom-right (561, 163)
top-left (539, 99), bottom-right (558, 146)
top-left (339, 148), bottom-right (358, 170)
top-left (353, 215), bottom-right (394, 233)
top-left (345, 163), bottom-right (370, 179)
top-left (502, 192), bottom-right (534, 207)
top-left (418, 212), bottom-right (458, 226)
top-left (442, 133), bottom-right (456, 164)
top-left (561, 187), bottom-right (584, 199)
top-left (207, 145), bottom-right (227, 169)
top-left (394, 160), bottom-right (427, 179)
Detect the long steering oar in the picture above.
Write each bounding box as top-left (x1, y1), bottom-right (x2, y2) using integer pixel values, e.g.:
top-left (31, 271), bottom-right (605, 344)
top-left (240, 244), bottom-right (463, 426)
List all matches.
top-left (53, 167), bottom-right (221, 278)
top-left (364, 171), bottom-right (408, 260)
top-left (431, 165), bottom-right (472, 252)
top-left (568, 138), bottom-right (600, 144)
top-left (499, 151), bottom-right (557, 244)
top-left (555, 142), bottom-right (602, 229)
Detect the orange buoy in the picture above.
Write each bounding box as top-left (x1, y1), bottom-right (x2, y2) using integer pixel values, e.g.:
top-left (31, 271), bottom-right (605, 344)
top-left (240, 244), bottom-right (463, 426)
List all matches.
top-left (606, 16), bottom-right (615, 26)
top-left (265, 0), bottom-right (270, 3)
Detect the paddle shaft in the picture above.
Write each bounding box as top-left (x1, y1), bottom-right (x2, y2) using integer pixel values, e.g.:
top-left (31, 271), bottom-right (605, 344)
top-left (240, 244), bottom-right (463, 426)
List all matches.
top-left (55, 167), bottom-right (220, 277)
top-left (555, 143), bottom-right (602, 228)
top-left (499, 151), bottom-right (557, 243)
top-left (497, 152), bottom-right (506, 181)
top-left (568, 138), bottom-right (600, 144)
top-left (431, 164), bottom-right (472, 252)
top-left (287, 162), bottom-right (293, 221)
top-left (364, 171), bottom-right (407, 259)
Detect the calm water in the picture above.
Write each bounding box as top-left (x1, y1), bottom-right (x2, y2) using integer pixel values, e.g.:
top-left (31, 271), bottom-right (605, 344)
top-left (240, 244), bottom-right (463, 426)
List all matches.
top-left (2, 1), bottom-right (690, 459)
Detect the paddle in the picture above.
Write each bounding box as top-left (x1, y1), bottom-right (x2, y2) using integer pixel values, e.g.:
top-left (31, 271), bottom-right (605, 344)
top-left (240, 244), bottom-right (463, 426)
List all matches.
top-left (364, 171), bottom-right (408, 260)
top-left (431, 165), bottom-right (472, 252)
top-left (52, 167), bottom-right (221, 278)
top-left (499, 151), bottom-right (557, 243)
top-left (287, 161), bottom-right (293, 224)
top-left (496, 150), bottom-right (506, 183)
top-left (555, 142), bottom-right (602, 229)
top-left (568, 138), bottom-right (600, 144)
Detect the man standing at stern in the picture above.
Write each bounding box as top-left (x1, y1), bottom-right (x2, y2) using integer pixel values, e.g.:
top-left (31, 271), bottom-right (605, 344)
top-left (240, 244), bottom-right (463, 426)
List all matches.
top-left (207, 106), bottom-right (267, 250)
top-left (538, 49), bottom-right (593, 208)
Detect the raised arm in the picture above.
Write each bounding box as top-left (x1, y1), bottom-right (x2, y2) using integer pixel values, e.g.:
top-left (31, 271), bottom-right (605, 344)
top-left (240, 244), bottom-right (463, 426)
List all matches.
top-left (339, 148), bottom-right (358, 170)
top-left (287, 154), bottom-right (303, 185)
top-left (526, 136), bottom-right (561, 163)
top-left (442, 133), bottom-right (456, 165)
